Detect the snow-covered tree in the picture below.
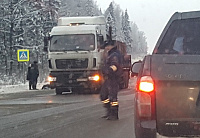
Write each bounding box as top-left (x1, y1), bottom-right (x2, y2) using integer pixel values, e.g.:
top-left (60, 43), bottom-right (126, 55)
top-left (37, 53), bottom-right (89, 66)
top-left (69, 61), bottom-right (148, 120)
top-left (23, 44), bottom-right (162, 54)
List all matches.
top-left (104, 2), bottom-right (117, 40)
top-left (0, 0), bottom-right (61, 84)
top-left (58, 0), bottom-right (101, 17)
top-left (39, 0), bottom-right (61, 34)
top-left (130, 22), bottom-right (139, 52)
top-left (84, 0), bottom-right (94, 16)
top-left (0, 2), bottom-right (8, 75)
top-left (130, 22), bottom-right (147, 55)
top-left (113, 3), bottom-right (123, 42)
top-left (122, 9), bottom-right (132, 53)
top-left (103, 2), bottom-right (147, 56)
top-left (138, 31), bottom-right (147, 54)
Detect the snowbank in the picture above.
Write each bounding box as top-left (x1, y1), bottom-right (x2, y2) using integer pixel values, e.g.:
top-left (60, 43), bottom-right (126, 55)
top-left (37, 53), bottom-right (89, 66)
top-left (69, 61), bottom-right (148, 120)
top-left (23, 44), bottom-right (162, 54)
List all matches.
top-left (0, 83), bottom-right (47, 94)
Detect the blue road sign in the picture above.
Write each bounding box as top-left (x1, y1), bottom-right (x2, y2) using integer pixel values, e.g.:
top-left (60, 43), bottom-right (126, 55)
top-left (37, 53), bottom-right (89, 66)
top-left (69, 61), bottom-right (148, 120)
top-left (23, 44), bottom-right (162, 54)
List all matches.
top-left (17, 49), bottom-right (29, 62)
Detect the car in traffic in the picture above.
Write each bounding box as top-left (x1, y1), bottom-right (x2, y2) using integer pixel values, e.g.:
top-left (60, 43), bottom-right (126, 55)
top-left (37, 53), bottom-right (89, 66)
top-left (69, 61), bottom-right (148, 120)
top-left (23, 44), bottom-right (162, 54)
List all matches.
top-left (132, 10), bottom-right (200, 138)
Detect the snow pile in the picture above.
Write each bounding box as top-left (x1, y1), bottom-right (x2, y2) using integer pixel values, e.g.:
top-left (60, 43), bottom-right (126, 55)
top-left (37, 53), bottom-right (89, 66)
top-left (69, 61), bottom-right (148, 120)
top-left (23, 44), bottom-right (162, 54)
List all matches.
top-left (0, 83), bottom-right (48, 94)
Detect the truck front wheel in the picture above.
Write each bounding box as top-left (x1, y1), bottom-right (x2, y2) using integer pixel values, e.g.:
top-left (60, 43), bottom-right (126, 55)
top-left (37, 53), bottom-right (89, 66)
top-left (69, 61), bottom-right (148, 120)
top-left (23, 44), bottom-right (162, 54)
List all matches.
top-left (55, 88), bottom-right (63, 95)
top-left (123, 71), bottom-right (129, 89)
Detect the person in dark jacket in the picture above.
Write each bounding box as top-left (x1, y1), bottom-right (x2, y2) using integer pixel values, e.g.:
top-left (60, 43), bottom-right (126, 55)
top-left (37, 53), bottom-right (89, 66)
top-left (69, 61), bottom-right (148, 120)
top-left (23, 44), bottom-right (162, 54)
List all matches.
top-left (100, 40), bottom-right (123, 120)
top-left (33, 61), bottom-right (39, 89)
top-left (27, 61), bottom-right (39, 90)
top-left (26, 65), bottom-right (32, 90)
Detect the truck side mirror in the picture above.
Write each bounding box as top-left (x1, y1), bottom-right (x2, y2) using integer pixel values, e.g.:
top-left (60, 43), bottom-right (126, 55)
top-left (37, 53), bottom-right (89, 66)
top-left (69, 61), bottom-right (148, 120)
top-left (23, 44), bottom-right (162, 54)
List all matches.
top-left (44, 36), bottom-right (49, 52)
top-left (98, 34), bottom-right (104, 46)
top-left (131, 60), bottom-right (142, 77)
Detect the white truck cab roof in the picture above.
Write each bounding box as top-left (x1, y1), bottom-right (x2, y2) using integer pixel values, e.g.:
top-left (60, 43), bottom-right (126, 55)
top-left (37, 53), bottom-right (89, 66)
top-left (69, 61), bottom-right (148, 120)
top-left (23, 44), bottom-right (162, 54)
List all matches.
top-left (58, 16), bottom-right (106, 26)
top-left (50, 25), bottom-right (99, 36)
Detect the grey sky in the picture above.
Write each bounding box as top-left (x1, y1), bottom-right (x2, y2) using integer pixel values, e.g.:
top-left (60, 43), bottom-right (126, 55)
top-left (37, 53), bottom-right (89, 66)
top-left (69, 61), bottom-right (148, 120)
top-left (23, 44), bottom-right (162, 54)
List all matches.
top-left (95, 0), bottom-right (200, 53)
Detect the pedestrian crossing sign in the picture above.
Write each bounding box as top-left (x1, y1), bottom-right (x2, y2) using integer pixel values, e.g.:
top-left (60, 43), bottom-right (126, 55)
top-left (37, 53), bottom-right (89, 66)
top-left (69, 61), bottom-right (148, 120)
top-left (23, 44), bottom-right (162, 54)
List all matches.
top-left (17, 49), bottom-right (29, 62)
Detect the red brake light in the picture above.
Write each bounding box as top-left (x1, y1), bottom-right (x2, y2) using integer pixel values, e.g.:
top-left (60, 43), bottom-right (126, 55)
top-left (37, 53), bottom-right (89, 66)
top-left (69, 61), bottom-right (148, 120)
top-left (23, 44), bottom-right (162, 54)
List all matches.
top-left (138, 76), bottom-right (154, 92)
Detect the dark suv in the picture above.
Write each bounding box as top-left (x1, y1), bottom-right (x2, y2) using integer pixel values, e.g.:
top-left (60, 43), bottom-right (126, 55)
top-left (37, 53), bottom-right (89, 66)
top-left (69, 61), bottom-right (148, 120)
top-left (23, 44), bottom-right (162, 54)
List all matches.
top-left (132, 10), bottom-right (200, 138)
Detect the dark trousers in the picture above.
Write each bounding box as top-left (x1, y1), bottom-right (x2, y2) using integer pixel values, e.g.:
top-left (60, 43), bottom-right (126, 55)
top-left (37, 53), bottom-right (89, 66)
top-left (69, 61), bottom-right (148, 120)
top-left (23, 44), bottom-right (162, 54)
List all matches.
top-left (29, 79), bottom-right (37, 90)
top-left (100, 79), bottom-right (119, 118)
top-left (29, 81), bottom-right (32, 90)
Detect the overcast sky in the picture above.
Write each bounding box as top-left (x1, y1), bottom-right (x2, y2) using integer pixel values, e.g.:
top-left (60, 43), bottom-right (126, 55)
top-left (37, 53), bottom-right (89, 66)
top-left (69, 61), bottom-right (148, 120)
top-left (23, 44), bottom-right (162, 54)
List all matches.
top-left (95, 0), bottom-right (200, 53)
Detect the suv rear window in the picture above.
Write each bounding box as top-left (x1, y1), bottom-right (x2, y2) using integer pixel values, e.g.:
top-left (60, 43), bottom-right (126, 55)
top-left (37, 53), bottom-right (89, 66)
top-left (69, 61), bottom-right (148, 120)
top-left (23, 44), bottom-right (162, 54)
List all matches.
top-left (156, 18), bottom-right (200, 55)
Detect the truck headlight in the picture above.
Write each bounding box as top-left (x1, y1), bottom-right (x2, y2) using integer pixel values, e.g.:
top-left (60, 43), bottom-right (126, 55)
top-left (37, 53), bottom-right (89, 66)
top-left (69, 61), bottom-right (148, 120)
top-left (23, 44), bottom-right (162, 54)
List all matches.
top-left (48, 76), bottom-right (56, 82)
top-left (88, 75), bottom-right (100, 82)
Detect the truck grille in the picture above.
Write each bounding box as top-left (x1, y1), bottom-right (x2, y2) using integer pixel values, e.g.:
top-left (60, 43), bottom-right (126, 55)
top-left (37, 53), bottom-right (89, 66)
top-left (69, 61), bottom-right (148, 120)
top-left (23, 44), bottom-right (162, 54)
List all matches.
top-left (56, 59), bottom-right (88, 69)
top-left (56, 72), bottom-right (84, 84)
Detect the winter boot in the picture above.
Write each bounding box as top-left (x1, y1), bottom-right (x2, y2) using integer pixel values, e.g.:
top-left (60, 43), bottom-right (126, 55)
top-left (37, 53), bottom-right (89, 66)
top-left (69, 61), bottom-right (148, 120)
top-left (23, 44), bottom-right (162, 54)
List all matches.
top-left (101, 103), bottom-right (110, 118)
top-left (107, 105), bottom-right (119, 120)
top-left (29, 85), bottom-right (32, 90)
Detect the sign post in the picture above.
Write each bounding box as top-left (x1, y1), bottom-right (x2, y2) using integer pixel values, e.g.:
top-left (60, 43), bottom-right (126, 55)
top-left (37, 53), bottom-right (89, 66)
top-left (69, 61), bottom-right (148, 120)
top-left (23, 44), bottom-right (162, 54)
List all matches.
top-left (17, 49), bottom-right (29, 84)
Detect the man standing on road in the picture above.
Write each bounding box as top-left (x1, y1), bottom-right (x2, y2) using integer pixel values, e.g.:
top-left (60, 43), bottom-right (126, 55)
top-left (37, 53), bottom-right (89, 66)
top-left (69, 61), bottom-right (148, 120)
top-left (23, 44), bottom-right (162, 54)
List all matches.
top-left (26, 64), bottom-right (32, 90)
top-left (100, 40), bottom-right (123, 120)
top-left (27, 61), bottom-right (39, 90)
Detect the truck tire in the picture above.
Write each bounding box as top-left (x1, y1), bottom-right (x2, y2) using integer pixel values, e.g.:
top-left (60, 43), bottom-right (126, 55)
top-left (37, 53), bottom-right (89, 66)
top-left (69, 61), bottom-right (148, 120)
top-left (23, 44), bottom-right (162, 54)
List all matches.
top-left (86, 89), bottom-right (99, 94)
top-left (55, 88), bottom-right (63, 95)
top-left (124, 79), bottom-right (129, 89)
top-left (93, 88), bottom-right (100, 94)
top-left (125, 71), bottom-right (130, 88)
top-left (120, 71), bottom-right (129, 89)
top-left (120, 82), bottom-right (126, 89)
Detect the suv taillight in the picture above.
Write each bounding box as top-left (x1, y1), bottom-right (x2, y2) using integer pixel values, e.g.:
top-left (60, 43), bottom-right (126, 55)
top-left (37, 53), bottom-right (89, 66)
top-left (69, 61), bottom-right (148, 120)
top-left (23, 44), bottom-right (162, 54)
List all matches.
top-left (138, 76), bottom-right (154, 93)
top-left (137, 76), bottom-right (155, 117)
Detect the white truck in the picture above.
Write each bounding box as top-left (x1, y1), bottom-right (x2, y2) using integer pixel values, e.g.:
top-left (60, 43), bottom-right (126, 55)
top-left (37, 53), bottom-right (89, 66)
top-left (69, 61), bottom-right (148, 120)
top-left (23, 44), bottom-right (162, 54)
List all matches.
top-left (44, 16), bottom-right (107, 94)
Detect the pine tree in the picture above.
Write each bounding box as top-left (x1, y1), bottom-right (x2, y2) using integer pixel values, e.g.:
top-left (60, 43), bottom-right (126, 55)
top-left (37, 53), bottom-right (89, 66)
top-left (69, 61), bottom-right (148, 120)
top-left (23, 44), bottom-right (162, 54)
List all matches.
top-left (104, 2), bottom-right (117, 40)
top-left (0, 0), bottom-right (61, 84)
top-left (113, 3), bottom-right (123, 42)
top-left (41, 0), bottom-right (61, 35)
top-left (130, 22), bottom-right (147, 55)
top-left (58, 0), bottom-right (101, 17)
top-left (103, 3), bottom-right (147, 56)
top-left (130, 22), bottom-right (139, 53)
top-left (85, 0), bottom-right (94, 16)
top-left (0, 1), bottom-right (9, 75)
top-left (138, 31), bottom-right (147, 54)
top-left (122, 9), bottom-right (132, 53)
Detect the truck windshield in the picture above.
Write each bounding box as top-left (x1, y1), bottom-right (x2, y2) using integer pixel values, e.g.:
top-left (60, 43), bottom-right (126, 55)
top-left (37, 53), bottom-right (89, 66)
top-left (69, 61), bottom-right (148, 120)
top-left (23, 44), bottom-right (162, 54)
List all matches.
top-left (50, 34), bottom-right (95, 52)
top-left (156, 18), bottom-right (200, 55)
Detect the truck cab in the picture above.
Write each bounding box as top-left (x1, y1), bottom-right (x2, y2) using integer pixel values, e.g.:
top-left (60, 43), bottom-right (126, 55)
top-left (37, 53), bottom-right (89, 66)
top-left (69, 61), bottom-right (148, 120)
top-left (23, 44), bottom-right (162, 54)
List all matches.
top-left (45, 16), bottom-right (106, 94)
